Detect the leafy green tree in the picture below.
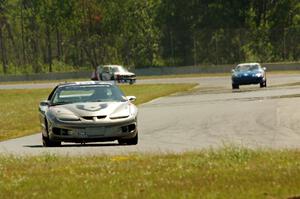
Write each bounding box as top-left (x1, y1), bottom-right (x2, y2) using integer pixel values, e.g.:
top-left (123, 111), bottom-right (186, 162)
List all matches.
top-left (0, 0), bottom-right (299, 74)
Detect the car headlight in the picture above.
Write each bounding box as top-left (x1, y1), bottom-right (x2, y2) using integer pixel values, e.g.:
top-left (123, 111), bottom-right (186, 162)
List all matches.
top-left (110, 115), bottom-right (129, 119)
top-left (57, 114), bottom-right (80, 121)
top-left (255, 73), bottom-right (263, 77)
top-left (110, 112), bottom-right (130, 119)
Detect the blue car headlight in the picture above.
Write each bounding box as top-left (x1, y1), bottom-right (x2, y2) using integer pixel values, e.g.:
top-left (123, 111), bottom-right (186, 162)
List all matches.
top-left (232, 73), bottom-right (239, 77)
top-left (255, 73), bottom-right (263, 77)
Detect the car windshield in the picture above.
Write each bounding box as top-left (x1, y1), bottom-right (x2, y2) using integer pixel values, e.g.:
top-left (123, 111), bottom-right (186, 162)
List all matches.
top-left (51, 84), bottom-right (126, 105)
top-left (111, 66), bottom-right (128, 73)
top-left (235, 65), bottom-right (259, 71)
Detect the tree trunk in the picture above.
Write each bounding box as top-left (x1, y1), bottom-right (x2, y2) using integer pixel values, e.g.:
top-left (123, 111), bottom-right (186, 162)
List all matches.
top-left (5, 21), bottom-right (20, 66)
top-left (92, 46), bottom-right (98, 66)
top-left (83, 45), bottom-right (96, 68)
top-left (20, 1), bottom-right (26, 65)
top-left (46, 24), bottom-right (52, 72)
top-left (56, 26), bottom-right (61, 61)
top-left (31, 19), bottom-right (40, 73)
top-left (73, 30), bottom-right (79, 66)
top-left (0, 27), bottom-right (8, 74)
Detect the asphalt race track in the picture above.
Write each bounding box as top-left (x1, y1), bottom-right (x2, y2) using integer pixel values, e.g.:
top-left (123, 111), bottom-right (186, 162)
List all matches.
top-left (1, 74), bottom-right (300, 156)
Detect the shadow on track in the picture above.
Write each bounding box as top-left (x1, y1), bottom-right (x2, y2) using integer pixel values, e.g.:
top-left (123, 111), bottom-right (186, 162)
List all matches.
top-left (231, 87), bottom-right (267, 93)
top-left (24, 142), bottom-right (121, 148)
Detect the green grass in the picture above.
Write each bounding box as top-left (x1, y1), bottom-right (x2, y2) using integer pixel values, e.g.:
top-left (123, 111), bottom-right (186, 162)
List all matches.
top-left (140, 70), bottom-right (300, 79)
top-left (0, 84), bottom-right (196, 141)
top-left (139, 73), bottom-right (230, 79)
top-left (1, 148), bottom-right (300, 199)
top-left (0, 78), bottom-right (87, 85)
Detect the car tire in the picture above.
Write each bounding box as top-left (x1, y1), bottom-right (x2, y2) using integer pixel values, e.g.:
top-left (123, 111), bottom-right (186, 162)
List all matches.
top-left (42, 135), bottom-right (61, 147)
top-left (118, 132), bottom-right (138, 145)
top-left (232, 84), bottom-right (239, 89)
top-left (129, 80), bottom-right (134, 85)
top-left (43, 121), bottom-right (61, 147)
top-left (260, 80), bottom-right (267, 88)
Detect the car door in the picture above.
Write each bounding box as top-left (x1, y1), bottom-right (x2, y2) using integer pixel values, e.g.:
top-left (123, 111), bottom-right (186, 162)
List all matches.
top-left (101, 67), bottom-right (112, 80)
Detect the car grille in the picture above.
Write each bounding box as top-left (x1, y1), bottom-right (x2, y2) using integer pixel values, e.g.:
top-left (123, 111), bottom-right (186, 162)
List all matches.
top-left (82, 116), bottom-right (106, 120)
top-left (118, 75), bottom-right (135, 78)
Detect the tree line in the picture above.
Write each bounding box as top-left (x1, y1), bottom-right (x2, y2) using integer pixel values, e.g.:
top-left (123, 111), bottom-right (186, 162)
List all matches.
top-left (0, 0), bottom-right (299, 74)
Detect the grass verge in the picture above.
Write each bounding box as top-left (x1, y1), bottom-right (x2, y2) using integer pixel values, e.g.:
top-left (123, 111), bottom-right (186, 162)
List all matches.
top-left (0, 74), bottom-right (223, 85)
top-left (0, 70), bottom-right (300, 85)
top-left (1, 147), bottom-right (300, 199)
top-left (0, 78), bottom-right (87, 85)
top-left (140, 70), bottom-right (300, 79)
top-left (0, 84), bottom-right (196, 141)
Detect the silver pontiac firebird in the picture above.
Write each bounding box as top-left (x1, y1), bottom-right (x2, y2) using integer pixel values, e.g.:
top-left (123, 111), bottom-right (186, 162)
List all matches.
top-left (39, 81), bottom-right (138, 147)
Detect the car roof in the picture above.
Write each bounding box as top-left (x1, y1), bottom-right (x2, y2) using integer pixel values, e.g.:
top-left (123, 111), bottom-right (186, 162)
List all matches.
top-left (237, 63), bottom-right (261, 66)
top-left (100, 65), bottom-right (123, 68)
top-left (57, 81), bottom-right (115, 88)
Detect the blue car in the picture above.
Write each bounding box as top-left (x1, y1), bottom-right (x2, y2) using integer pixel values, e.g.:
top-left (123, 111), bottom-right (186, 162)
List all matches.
top-left (231, 63), bottom-right (267, 89)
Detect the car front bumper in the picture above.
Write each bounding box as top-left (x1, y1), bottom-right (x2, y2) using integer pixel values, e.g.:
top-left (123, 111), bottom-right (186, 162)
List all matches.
top-left (48, 118), bottom-right (137, 143)
top-left (232, 76), bottom-right (265, 85)
top-left (115, 76), bottom-right (136, 83)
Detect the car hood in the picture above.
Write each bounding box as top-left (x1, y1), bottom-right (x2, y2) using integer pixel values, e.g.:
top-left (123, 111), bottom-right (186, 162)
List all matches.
top-left (49, 102), bottom-right (134, 118)
top-left (233, 70), bottom-right (263, 76)
top-left (114, 71), bottom-right (135, 76)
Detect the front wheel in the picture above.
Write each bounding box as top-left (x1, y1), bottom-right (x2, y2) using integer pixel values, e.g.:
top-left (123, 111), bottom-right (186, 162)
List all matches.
top-left (118, 133), bottom-right (138, 145)
top-left (42, 135), bottom-right (61, 147)
top-left (260, 80), bottom-right (267, 88)
top-left (129, 80), bottom-right (135, 85)
top-left (232, 84), bottom-right (239, 89)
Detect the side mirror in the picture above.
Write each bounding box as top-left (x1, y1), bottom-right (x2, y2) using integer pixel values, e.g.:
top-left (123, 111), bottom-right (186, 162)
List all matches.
top-left (231, 69), bottom-right (235, 73)
top-left (40, 100), bottom-right (50, 107)
top-left (39, 100), bottom-right (50, 113)
top-left (126, 96), bottom-right (136, 102)
top-left (262, 67), bottom-right (267, 71)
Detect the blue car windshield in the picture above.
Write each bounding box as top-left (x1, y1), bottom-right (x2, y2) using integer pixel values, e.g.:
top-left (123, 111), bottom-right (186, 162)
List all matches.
top-left (235, 65), bottom-right (259, 71)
